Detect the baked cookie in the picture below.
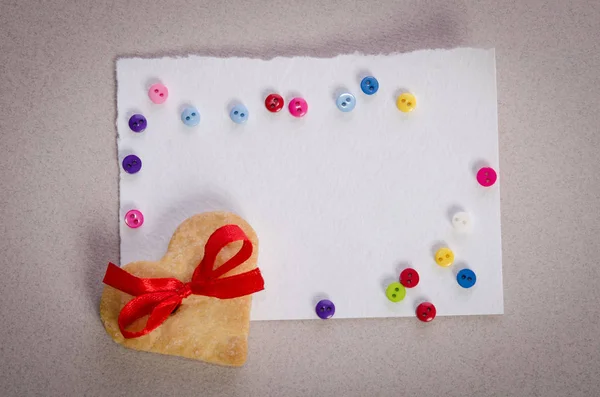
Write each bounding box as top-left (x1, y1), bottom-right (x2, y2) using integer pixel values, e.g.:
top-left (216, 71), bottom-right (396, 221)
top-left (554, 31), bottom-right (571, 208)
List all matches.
top-left (100, 211), bottom-right (264, 366)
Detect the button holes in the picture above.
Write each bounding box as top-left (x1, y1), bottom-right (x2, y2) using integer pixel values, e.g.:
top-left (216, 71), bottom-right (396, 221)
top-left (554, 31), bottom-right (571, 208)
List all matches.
top-left (461, 275), bottom-right (466, 279)
top-left (341, 102), bottom-right (347, 107)
top-left (191, 112), bottom-right (196, 116)
top-left (467, 277), bottom-right (472, 281)
top-left (346, 97), bottom-right (351, 102)
top-left (326, 307), bottom-right (331, 311)
top-left (185, 116), bottom-right (190, 121)
top-left (422, 312), bottom-right (427, 317)
top-left (407, 102), bottom-right (412, 106)
top-left (159, 93), bottom-right (164, 97)
top-left (132, 160), bottom-right (137, 164)
top-left (401, 98), bottom-right (406, 103)
top-left (445, 254), bottom-right (450, 258)
top-left (234, 111), bottom-right (239, 115)
top-left (486, 179), bottom-right (490, 183)
top-left (133, 219), bottom-right (139, 224)
top-left (295, 101), bottom-right (300, 106)
top-left (438, 257), bottom-right (443, 261)
top-left (392, 294), bottom-right (396, 298)
top-left (240, 113), bottom-right (245, 117)
top-left (273, 98), bottom-right (279, 103)
top-left (407, 280), bottom-right (412, 284)
top-left (366, 80), bottom-right (371, 85)
top-left (395, 287), bottom-right (399, 292)
top-left (126, 164), bottom-right (131, 168)
top-left (426, 307), bottom-right (431, 313)
top-left (320, 306), bottom-right (325, 312)
top-left (369, 86), bottom-right (374, 91)
top-left (154, 89), bottom-right (159, 93)
top-left (270, 103), bottom-right (275, 108)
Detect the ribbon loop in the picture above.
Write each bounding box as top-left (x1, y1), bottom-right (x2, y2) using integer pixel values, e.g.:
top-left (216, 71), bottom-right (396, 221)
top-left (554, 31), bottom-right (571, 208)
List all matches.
top-left (103, 224), bottom-right (264, 338)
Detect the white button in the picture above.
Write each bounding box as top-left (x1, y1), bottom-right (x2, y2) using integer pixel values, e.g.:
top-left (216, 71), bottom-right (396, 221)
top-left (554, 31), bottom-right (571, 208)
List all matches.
top-left (452, 212), bottom-right (472, 233)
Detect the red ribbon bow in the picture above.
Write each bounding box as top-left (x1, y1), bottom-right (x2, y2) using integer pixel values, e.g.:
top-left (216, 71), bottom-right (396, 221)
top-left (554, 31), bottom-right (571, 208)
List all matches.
top-left (103, 224), bottom-right (264, 339)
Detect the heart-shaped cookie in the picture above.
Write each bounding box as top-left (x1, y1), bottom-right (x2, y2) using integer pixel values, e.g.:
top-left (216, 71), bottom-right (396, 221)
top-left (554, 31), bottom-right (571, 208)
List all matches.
top-left (100, 211), bottom-right (262, 366)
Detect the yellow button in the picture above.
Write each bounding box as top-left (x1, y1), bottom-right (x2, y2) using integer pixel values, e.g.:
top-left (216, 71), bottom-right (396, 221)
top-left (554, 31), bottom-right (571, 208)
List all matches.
top-left (396, 93), bottom-right (416, 113)
top-left (435, 247), bottom-right (454, 267)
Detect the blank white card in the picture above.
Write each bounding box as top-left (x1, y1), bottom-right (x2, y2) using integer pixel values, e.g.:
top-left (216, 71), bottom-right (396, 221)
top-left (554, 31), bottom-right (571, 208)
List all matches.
top-left (116, 48), bottom-right (502, 320)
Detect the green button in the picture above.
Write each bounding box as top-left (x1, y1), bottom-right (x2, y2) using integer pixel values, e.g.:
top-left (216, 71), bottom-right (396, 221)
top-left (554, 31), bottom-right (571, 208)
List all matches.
top-left (386, 282), bottom-right (406, 302)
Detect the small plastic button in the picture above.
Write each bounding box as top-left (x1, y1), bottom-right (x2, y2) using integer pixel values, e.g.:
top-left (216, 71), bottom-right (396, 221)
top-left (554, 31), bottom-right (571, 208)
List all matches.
top-left (230, 104), bottom-right (249, 124)
top-left (122, 154), bottom-right (142, 174)
top-left (181, 107), bottom-right (200, 127)
top-left (385, 282), bottom-right (406, 302)
top-left (288, 97), bottom-right (308, 117)
top-left (399, 268), bottom-right (420, 288)
top-left (125, 210), bottom-right (144, 228)
top-left (416, 302), bottom-right (436, 322)
top-left (435, 247), bottom-right (454, 267)
top-left (336, 92), bottom-right (356, 112)
top-left (457, 269), bottom-right (477, 288)
top-left (128, 114), bottom-right (147, 133)
top-left (148, 83), bottom-right (168, 104)
top-left (265, 94), bottom-right (284, 113)
top-left (315, 299), bottom-right (335, 319)
top-left (360, 76), bottom-right (379, 95)
top-left (452, 212), bottom-right (472, 233)
top-left (477, 167), bottom-right (497, 187)
top-left (396, 92), bottom-right (416, 113)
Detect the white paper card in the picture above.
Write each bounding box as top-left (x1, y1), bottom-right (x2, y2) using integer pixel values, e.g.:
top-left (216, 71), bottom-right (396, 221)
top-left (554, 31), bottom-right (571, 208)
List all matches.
top-left (117, 49), bottom-right (502, 320)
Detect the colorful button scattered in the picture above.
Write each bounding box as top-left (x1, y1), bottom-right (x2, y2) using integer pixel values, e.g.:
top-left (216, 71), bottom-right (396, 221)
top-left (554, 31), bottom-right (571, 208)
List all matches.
top-left (288, 97), bottom-right (308, 118)
top-left (124, 209), bottom-right (144, 228)
top-left (396, 92), bottom-right (416, 113)
top-left (128, 114), bottom-right (147, 133)
top-left (416, 302), bottom-right (436, 322)
top-left (360, 76), bottom-right (379, 95)
top-left (122, 154), bottom-right (142, 174)
top-left (477, 167), bottom-right (497, 187)
top-left (230, 104), bottom-right (249, 124)
top-left (315, 299), bottom-right (335, 319)
top-left (452, 211), bottom-right (472, 233)
top-left (434, 247), bottom-right (454, 267)
top-left (265, 94), bottom-right (284, 113)
top-left (456, 269), bottom-right (477, 289)
top-left (181, 107), bottom-right (200, 127)
top-left (399, 268), bottom-right (420, 288)
top-left (336, 92), bottom-right (356, 112)
top-left (385, 282), bottom-right (406, 302)
top-left (148, 83), bottom-right (168, 104)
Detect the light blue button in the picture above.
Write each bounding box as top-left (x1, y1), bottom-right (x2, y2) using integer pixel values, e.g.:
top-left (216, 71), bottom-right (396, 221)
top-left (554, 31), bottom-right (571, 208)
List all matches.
top-left (181, 107), bottom-right (200, 127)
top-left (457, 269), bottom-right (477, 289)
top-left (336, 93), bottom-right (356, 112)
top-left (230, 104), bottom-right (249, 124)
top-left (360, 76), bottom-right (379, 95)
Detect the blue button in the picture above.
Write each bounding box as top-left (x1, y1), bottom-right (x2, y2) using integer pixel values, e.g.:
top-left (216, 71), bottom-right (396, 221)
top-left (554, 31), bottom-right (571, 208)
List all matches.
top-left (181, 107), bottom-right (200, 127)
top-left (230, 104), bottom-right (249, 124)
top-left (360, 76), bottom-right (379, 95)
top-left (457, 269), bottom-right (477, 288)
top-left (336, 93), bottom-right (356, 112)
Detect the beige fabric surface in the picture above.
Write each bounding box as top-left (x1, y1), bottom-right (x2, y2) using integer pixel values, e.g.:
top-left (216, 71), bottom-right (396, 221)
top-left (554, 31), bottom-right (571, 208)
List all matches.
top-left (1, 0), bottom-right (599, 396)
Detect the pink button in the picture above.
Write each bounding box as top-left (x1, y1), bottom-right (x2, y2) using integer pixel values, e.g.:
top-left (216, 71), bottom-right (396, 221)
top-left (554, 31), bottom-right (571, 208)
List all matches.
top-left (288, 97), bottom-right (308, 117)
top-left (148, 83), bottom-right (168, 104)
top-left (476, 167), bottom-right (497, 187)
top-left (125, 210), bottom-right (144, 228)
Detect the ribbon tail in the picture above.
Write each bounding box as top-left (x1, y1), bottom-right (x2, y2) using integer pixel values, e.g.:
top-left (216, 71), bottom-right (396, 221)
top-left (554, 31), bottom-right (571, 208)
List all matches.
top-left (194, 268), bottom-right (265, 299)
top-left (103, 262), bottom-right (187, 296)
top-left (118, 292), bottom-right (182, 339)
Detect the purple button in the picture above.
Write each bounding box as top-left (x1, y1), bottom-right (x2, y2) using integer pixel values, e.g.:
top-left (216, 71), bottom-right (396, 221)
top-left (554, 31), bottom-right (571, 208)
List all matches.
top-left (128, 114), bottom-right (147, 133)
top-left (315, 299), bottom-right (335, 319)
top-left (122, 154), bottom-right (142, 174)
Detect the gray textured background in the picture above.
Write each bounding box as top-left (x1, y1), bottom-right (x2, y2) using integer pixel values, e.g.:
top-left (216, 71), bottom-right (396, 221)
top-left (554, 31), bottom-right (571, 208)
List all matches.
top-left (1, 1), bottom-right (599, 396)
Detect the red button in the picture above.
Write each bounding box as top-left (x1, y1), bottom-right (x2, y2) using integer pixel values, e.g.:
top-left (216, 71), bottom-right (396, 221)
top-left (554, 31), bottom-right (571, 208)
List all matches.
top-left (399, 268), bottom-right (419, 288)
top-left (416, 302), bottom-right (436, 322)
top-left (265, 94), bottom-right (284, 112)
